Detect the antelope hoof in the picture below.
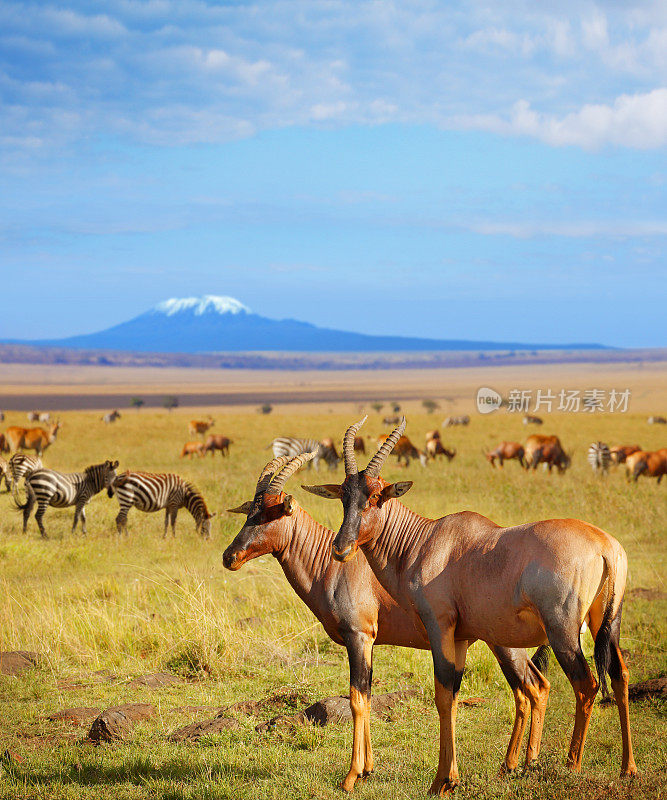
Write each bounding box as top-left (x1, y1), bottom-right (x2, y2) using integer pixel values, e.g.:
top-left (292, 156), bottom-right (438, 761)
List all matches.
top-left (621, 765), bottom-right (638, 778)
top-left (498, 763), bottom-right (516, 778)
top-left (341, 771), bottom-right (359, 793)
top-left (428, 777), bottom-right (458, 796)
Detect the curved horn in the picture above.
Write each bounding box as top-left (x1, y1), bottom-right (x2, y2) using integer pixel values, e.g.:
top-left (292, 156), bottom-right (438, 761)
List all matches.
top-left (365, 416), bottom-right (406, 478)
top-left (267, 452), bottom-right (316, 494)
top-left (255, 456), bottom-right (290, 497)
top-left (343, 416), bottom-right (367, 475)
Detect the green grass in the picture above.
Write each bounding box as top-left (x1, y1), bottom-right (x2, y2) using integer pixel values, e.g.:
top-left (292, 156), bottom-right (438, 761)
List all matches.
top-left (0, 407), bottom-right (665, 799)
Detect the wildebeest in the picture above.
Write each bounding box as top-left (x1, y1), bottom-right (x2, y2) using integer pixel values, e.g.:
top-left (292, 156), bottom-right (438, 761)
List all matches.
top-left (203, 434), bottom-right (232, 457)
top-left (180, 441), bottom-right (205, 459)
top-left (631, 448), bottom-right (667, 483)
top-left (4, 422), bottom-right (60, 456)
top-left (443, 415), bottom-right (470, 427)
top-left (523, 415), bottom-right (543, 425)
top-left (484, 441), bottom-right (525, 468)
top-left (609, 445), bottom-right (641, 465)
top-left (188, 417), bottom-right (215, 438)
top-left (305, 417), bottom-right (637, 790)
top-left (648, 416), bottom-right (666, 424)
top-left (425, 439), bottom-right (456, 461)
top-left (102, 410), bottom-right (121, 424)
top-left (377, 434), bottom-right (427, 467)
top-left (524, 434), bottom-right (570, 473)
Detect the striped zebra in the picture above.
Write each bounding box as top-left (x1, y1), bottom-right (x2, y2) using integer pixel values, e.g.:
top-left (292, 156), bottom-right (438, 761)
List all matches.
top-left (18, 460), bottom-right (119, 538)
top-left (587, 442), bottom-right (612, 475)
top-left (8, 453), bottom-right (42, 491)
top-left (110, 471), bottom-right (215, 538)
top-left (270, 437), bottom-right (341, 472)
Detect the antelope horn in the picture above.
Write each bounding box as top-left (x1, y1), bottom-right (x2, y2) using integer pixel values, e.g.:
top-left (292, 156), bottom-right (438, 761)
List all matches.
top-left (343, 416), bottom-right (367, 475)
top-left (365, 416), bottom-right (406, 477)
top-left (267, 452), bottom-right (316, 494)
top-left (255, 456), bottom-right (290, 497)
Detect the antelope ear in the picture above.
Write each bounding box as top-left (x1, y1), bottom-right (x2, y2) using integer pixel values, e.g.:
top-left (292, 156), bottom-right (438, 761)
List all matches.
top-left (227, 501), bottom-right (254, 515)
top-left (283, 495), bottom-right (296, 515)
top-left (380, 481), bottom-right (413, 502)
top-left (301, 484), bottom-right (343, 500)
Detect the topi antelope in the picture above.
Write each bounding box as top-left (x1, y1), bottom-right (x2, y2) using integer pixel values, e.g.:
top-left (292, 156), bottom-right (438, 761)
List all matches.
top-left (524, 434), bottom-right (570, 473)
top-left (631, 448), bottom-right (667, 483)
top-left (484, 441), bottom-right (525, 468)
top-left (377, 434), bottom-right (427, 467)
top-left (225, 453), bottom-right (551, 791)
top-left (303, 417), bottom-right (636, 794)
top-left (610, 445), bottom-right (641, 465)
top-left (425, 439), bottom-right (456, 461)
top-left (203, 434), bottom-right (232, 457)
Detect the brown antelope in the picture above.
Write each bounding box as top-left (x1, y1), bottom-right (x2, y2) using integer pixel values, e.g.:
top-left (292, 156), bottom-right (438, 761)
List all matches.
top-left (524, 434), bottom-right (570, 473)
top-left (425, 429), bottom-right (440, 443)
top-left (203, 434), bottom-right (232, 457)
top-left (180, 441), bottom-right (205, 459)
top-left (353, 435), bottom-right (366, 455)
top-left (484, 442), bottom-right (525, 468)
top-left (4, 422), bottom-right (60, 456)
top-left (304, 418), bottom-right (636, 793)
top-left (610, 445), bottom-right (641, 465)
top-left (377, 434), bottom-right (427, 467)
top-left (0, 456), bottom-right (11, 492)
top-left (224, 454), bottom-right (551, 791)
top-left (426, 439), bottom-right (456, 461)
top-left (624, 450), bottom-right (648, 481)
top-left (631, 448), bottom-right (667, 483)
top-left (188, 417), bottom-right (215, 438)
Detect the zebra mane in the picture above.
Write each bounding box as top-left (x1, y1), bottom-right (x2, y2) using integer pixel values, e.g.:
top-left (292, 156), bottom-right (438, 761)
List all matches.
top-left (184, 482), bottom-right (210, 519)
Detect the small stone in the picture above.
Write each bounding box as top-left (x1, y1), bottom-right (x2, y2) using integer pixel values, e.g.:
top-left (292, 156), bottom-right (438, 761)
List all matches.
top-left (88, 703), bottom-right (156, 743)
top-left (0, 651), bottom-right (40, 676)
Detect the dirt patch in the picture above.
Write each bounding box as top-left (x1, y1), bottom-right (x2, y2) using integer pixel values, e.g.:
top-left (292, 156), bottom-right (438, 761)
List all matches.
top-left (0, 651), bottom-right (41, 676)
top-left (128, 672), bottom-right (185, 689)
top-left (629, 677), bottom-right (667, 701)
top-left (627, 587), bottom-right (666, 601)
top-left (47, 707), bottom-right (101, 727)
top-left (168, 716), bottom-right (241, 742)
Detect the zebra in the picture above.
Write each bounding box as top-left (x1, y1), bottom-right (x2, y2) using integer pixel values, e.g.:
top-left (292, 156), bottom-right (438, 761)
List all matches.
top-left (587, 442), bottom-right (612, 475)
top-left (443, 415), bottom-right (470, 427)
top-left (102, 410), bottom-right (121, 424)
top-left (17, 460), bottom-right (118, 538)
top-left (7, 453), bottom-right (42, 494)
top-left (110, 471), bottom-right (215, 538)
top-left (270, 437), bottom-right (341, 471)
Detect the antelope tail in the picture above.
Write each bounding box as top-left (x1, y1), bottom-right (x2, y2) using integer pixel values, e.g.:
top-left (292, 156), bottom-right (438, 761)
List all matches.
top-left (593, 553), bottom-right (617, 701)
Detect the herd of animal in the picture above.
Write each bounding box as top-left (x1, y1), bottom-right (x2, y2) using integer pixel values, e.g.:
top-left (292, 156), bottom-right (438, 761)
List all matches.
top-left (0, 406), bottom-right (663, 792)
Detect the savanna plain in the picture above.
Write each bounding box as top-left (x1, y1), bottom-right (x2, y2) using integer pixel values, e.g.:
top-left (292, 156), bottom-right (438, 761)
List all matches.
top-left (0, 386), bottom-right (665, 800)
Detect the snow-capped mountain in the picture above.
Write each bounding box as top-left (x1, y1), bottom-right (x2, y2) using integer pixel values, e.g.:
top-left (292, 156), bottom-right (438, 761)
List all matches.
top-left (19, 295), bottom-right (606, 353)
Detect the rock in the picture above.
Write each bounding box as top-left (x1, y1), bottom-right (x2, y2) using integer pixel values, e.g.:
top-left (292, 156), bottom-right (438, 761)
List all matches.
top-left (47, 707), bottom-right (101, 727)
top-left (168, 716), bottom-right (241, 742)
top-left (129, 672), bottom-right (184, 689)
top-left (0, 651), bottom-right (40, 676)
top-left (629, 677), bottom-right (667, 701)
top-left (87, 703), bottom-right (156, 743)
top-left (256, 690), bottom-right (420, 732)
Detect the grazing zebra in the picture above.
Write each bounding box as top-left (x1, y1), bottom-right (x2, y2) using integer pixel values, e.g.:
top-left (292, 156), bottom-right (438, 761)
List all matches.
top-left (587, 442), bottom-right (612, 475)
top-left (18, 460), bottom-right (119, 538)
top-left (648, 416), bottom-right (666, 425)
top-left (102, 410), bottom-right (121, 424)
top-left (110, 471), bottom-right (215, 538)
top-left (270, 437), bottom-right (341, 471)
top-left (8, 453), bottom-right (42, 492)
top-left (443, 415), bottom-right (470, 427)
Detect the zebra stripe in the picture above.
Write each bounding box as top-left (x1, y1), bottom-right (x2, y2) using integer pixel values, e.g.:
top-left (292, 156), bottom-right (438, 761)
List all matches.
top-left (270, 437), bottom-right (340, 471)
top-left (111, 471), bottom-right (213, 538)
top-left (20, 460), bottom-right (118, 538)
top-left (8, 453), bottom-right (42, 487)
top-left (587, 442), bottom-right (611, 474)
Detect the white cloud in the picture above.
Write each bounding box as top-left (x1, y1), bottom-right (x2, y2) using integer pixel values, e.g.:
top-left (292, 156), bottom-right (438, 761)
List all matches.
top-left (469, 219), bottom-right (667, 238)
top-left (453, 89), bottom-right (667, 149)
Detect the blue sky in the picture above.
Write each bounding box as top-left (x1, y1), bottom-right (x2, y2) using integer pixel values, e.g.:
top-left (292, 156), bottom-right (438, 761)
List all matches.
top-left (1, 1), bottom-right (666, 347)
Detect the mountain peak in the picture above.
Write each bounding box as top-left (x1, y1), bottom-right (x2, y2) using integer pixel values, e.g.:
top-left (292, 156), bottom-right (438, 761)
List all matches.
top-left (152, 295), bottom-right (250, 317)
